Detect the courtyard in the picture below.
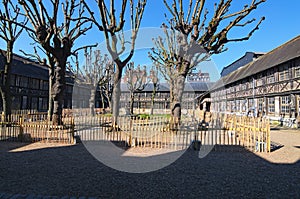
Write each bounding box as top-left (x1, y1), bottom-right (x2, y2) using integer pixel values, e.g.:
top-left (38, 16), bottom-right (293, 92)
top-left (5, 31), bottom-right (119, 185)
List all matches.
top-left (0, 128), bottom-right (299, 198)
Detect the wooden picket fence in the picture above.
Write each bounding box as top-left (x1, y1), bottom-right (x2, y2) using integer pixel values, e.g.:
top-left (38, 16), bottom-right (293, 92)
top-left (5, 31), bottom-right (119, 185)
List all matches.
top-left (75, 115), bottom-right (197, 150)
top-left (0, 110), bottom-right (271, 153)
top-left (0, 114), bottom-right (75, 144)
top-left (74, 113), bottom-right (271, 153)
top-left (222, 114), bottom-right (271, 153)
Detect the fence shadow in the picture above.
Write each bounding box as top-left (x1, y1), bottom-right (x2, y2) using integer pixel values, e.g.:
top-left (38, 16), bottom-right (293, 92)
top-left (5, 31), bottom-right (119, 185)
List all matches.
top-left (0, 140), bottom-right (299, 198)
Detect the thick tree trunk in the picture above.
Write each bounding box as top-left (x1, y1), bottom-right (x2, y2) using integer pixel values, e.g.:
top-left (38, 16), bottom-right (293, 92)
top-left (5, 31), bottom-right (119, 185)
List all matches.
top-left (48, 67), bottom-right (55, 121)
top-left (100, 90), bottom-right (105, 109)
top-left (51, 61), bottom-right (66, 125)
top-left (107, 96), bottom-right (112, 111)
top-left (1, 45), bottom-right (13, 121)
top-left (104, 88), bottom-right (112, 111)
top-left (89, 87), bottom-right (96, 116)
top-left (112, 66), bottom-right (123, 125)
top-left (170, 75), bottom-right (186, 125)
top-left (1, 86), bottom-right (12, 120)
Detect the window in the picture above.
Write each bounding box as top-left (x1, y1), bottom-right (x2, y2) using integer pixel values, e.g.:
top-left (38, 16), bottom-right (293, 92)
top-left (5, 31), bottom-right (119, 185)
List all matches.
top-left (267, 74), bottom-right (275, 84)
top-left (279, 65), bottom-right (289, 81)
top-left (31, 97), bottom-right (38, 110)
top-left (258, 98), bottom-right (264, 112)
top-left (268, 97), bottom-right (275, 113)
top-left (12, 96), bottom-right (21, 110)
top-left (241, 99), bottom-right (247, 112)
top-left (31, 79), bottom-right (40, 89)
top-left (43, 81), bottom-right (49, 90)
top-left (230, 87), bottom-right (235, 93)
top-left (15, 76), bottom-right (21, 87)
top-left (281, 96), bottom-right (290, 114)
top-left (20, 76), bottom-right (28, 87)
top-left (236, 100), bottom-right (240, 112)
top-left (295, 61), bottom-right (300, 77)
top-left (21, 96), bottom-right (28, 110)
top-left (248, 98), bottom-right (254, 109)
top-left (266, 69), bottom-right (275, 83)
top-left (230, 101), bottom-right (236, 112)
top-left (241, 84), bottom-right (246, 90)
top-left (256, 78), bottom-right (264, 86)
top-left (256, 74), bottom-right (264, 86)
top-left (279, 70), bottom-right (289, 81)
top-left (226, 101), bottom-right (231, 112)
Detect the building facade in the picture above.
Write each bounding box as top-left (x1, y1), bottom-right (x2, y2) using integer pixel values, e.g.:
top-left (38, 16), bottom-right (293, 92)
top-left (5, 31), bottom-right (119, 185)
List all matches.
top-left (119, 82), bottom-right (213, 113)
top-left (0, 52), bottom-right (213, 113)
top-left (211, 35), bottom-right (300, 119)
top-left (187, 69), bottom-right (210, 82)
top-left (0, 52), bottom-right (99, 112)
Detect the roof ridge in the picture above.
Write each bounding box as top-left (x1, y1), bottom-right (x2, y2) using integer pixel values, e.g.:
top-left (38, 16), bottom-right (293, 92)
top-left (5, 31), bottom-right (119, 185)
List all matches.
top-left (213, 34), bottom-right (300, 89)
top-left (256, 35), bottom-right (300, 59)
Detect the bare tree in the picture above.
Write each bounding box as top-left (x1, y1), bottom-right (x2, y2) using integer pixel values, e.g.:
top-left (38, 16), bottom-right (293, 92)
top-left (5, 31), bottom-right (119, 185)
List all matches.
top-left (149, 68), bottom-right (159, 115)
top-left (149, 0), bottom-right (266, 121)
top-left (83, 0), bottom-right (147, 123)
top-left (124, 62), bottom-right (148, 115)
top-left (0, 1), bottom-right (26, 120)
top-left (18, 0), bottom-right (93, 124)
top-left (74, 47), bottom-right (112, 116)
top-left (101, 61), bottom-right (114, 111)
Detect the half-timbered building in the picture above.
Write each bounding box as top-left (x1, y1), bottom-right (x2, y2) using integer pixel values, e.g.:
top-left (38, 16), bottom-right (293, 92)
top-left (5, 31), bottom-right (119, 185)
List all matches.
top-left (211, 35), bottom-right (300, 120)
top-left (119, 82), bottom-right (213, 114)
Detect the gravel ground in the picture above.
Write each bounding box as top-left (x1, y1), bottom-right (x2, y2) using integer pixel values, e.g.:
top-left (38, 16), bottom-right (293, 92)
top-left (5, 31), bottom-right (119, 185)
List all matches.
top-left (0, 129), bottom-right (300, 199)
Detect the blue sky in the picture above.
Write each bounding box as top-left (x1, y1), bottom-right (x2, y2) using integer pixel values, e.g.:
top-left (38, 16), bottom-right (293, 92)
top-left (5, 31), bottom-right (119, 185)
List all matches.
top-left (139, 0), bottom-right (300, 78)
top-left (2, 0), bottom-right (300, 81)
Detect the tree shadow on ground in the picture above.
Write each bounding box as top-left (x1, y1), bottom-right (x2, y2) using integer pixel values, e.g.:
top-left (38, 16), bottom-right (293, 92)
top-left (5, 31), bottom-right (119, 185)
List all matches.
top-left (0, 140), bottom-right (299, 198)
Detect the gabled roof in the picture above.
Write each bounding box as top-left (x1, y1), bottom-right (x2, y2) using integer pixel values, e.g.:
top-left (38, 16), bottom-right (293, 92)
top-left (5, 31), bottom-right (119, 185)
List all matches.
top-left (212, 35), bottom-right (300, 90)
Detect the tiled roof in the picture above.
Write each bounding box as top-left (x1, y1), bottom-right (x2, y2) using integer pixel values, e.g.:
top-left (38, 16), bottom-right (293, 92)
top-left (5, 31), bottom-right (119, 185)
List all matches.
top-left (121, 82), bottom-right (214, 92)
top-left (212, 35), bottom-right (300, 90)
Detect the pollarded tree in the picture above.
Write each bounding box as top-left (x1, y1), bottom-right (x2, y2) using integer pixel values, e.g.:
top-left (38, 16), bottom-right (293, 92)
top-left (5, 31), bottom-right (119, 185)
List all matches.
top-left (75, 47), bottom-right (112, 116)
top-left (0, 1), bottom-right (26, 120)
top-left (124, 62), bottom-right (148, 115)
top-left (150, 0), bottom-right (266, 121)
top-left (149, 67), bottom-right (159, 115)
top-left (101, 61), bottom-right (114, 111)
top-left (83, 0), bottom-right (147, 123)
top-left (18, 0), bottom-right (93, 124)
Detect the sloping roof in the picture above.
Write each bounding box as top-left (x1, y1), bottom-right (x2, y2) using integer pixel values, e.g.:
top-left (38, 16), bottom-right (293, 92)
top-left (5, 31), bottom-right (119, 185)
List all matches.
top-left (0, 51), bottom-right (49, 80)
top-left (121, 82), bottom-right (214, 92)
top-left (220, 52), bottom-right (265, 77)
top-left (212, 35), bottom-right (300, 90)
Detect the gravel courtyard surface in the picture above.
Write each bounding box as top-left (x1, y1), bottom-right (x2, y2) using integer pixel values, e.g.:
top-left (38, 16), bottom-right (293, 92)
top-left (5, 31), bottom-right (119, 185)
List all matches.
top-left (0, 130), bottom-right (299, 198)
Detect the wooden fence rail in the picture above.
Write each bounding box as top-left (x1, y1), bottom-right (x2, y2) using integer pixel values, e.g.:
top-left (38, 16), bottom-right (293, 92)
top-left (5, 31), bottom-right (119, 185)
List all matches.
top-left (74, 115), bottom-right (197, 150)
top-left (222, 114), bottom-right (271, 153)
top-left (0, 114), bottom-right (75, 144)
top-left (0, 112), bottom-right (271, 153)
